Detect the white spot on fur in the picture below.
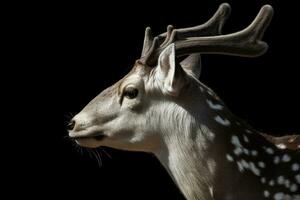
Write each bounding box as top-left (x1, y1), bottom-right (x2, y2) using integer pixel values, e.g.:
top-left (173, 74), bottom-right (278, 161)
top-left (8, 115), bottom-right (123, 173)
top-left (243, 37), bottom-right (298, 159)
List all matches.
top-left (249, 162), bottom-right (260, 176)
top-left (263, 190), bottom-right (270, 197)
top-left (265, 147), bottom-right (274, 154)
top-left (274, 192), bottom-right (284, 200)
top-left (292, 163), bottom-right (300, 171)
top-left (295, 174), bottom-right (300, 184)
top-left (276, 143), bottom-right (287, 149)
top-left (288, 138), bottom-right (296, 143)
top-left (251, 150), bottom-right (258, 156)
top-left (258, 161), bottom-right (266, 168)
top-left (290, 184), bottom-right (298, 192)
top-left (209, 186), bottom-right (213, 197)
top-left (282, 154), bottom-right (291, 162)
top-left (261, 177), bottom-right (266, 184)
top-left (269, 180), bottom-right (275, 186)
top-left (206, 99), bottom-right (223, 110)
top-left (231, 136), bottom-right (244, 156)
top-left (274, 156), bottom-right (280, 164)
top-left (233, 147), bottom-right (243, 156)
top-left (277, 176), bottom-right (285, 185)
top-left (214, 115), bottom-right (231, 126)
top-left (285, 179), bottom-right (290, 188)
top-left (243, 135), bottom-right (249, 143)
top-left (231, 135), bottom-right (241, 146)
top-left (237, 161), bottom-right (244, 172)
top-left (243, 148), bottom-right (249, 155)
top-left (241, 159), bottom-right (249, 169)
top-left (226, 154), bottom-right (234, 162)
top-left (200, 124), bottom-right (215, 143)
top-left (245, 129), bottom-right (252, 134)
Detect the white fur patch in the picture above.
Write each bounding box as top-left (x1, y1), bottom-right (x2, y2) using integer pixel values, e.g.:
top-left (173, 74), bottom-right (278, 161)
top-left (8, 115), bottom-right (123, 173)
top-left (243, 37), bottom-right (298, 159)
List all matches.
top-left (243, 135), bottom-right (249, 143)
top-left (200, 124), bottom-right (215, 142)
top-left (231, 135), bottom-right (241, 146)
top-left (214, 115), bottom-right (231, 126)
top-left (206, 99), bottom-right (223, 110)
top-left (295, 174), bottom-right (300, 184)
top-left (251, 150), bottom-right (258, 156)
top-left (243, 148), bottom-right (249, 155)
top-left (285, 179), bottom-right (290, 188)
top-left (292, 163), bottom-right (300, 171)
top-left (233, 147), bottom-right (243, 156)
top-left (274, 192), bottom-right (284, 200)
top-left (265, 147), bottom-right (274, 154)
top-left (274, 156), bottom-right (280, 164)
top-left (249, 162), bottom-right (260, 176)
top-left (237, 161), bottom-right (245, 172)
top-left (277, 176), bottom-right (285, 184)
top-left (241, 159), bottom-right (249, 169)
top-left (245, 129), bottom-right (252, 134)
top-left (290, 184), bottom-right (298, 192)
top-left (276, 143), bottom-right (287, 149)
top-left (226, 154), bottom-right (234, 162)
top-left (282, 154), bottom-right (291, 162)
top-left (263, 190), bottom-right (270, 197)
top-left (258, 161), bottom-right (266, 168)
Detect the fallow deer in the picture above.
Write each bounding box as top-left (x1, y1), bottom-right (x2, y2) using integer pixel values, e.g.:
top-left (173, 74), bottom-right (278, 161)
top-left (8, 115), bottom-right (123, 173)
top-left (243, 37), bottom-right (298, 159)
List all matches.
top-left (68, 3), bottom-right (300, 200)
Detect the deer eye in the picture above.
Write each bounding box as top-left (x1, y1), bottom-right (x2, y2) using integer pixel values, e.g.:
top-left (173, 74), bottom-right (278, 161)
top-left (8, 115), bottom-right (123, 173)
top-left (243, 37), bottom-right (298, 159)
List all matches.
top-left (123, 87), bottom-right (139, 99)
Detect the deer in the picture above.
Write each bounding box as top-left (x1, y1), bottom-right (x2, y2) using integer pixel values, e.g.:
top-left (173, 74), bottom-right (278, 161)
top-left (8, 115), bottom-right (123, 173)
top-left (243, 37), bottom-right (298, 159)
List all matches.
top-left (68, 3), bottom-right (300, 200)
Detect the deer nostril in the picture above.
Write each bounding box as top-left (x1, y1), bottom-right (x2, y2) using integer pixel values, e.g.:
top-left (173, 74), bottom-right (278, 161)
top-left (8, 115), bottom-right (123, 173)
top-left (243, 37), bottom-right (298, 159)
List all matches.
top-left (67, 120), bottom-right (76, 131)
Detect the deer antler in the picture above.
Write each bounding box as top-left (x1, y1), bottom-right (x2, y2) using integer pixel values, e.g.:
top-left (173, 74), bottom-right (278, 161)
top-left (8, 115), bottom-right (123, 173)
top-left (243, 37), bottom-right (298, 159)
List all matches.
top-left (140, 4), bottom-right (273, 66)
top-left (140, 3), bottom-right (231, 65)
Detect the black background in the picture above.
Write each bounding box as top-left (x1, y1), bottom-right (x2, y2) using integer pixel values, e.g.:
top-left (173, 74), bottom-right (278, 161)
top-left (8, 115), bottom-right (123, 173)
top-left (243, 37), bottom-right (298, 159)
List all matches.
top-left (8, 0), bottom-right (299, 199)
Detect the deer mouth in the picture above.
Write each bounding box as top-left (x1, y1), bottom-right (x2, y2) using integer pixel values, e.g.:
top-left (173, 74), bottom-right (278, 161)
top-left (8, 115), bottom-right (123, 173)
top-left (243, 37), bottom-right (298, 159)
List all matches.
top-left (70, 132), bottom-right (106, 141)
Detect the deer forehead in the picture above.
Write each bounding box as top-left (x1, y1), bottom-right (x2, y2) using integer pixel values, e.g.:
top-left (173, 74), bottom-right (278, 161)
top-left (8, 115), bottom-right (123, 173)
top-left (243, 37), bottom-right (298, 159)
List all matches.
top-left (119, 74), bottom-right (144, 89)
top-left (118, 64), bottom-right (151, 90)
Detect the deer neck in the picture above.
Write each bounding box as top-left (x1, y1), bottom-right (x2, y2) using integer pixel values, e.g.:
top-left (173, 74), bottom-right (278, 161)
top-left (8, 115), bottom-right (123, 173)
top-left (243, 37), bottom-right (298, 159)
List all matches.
top-left (154, 128), bottom-right (216, 200)
top-left (153, 84), bottom-right (230, 200)
top-left (153, 84), bottom-right (300, 200)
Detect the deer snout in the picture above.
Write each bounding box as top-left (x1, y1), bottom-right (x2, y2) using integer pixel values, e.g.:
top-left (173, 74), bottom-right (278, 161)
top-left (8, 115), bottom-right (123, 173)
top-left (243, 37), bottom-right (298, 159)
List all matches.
top-left (67, 114), bottom-right (90, 132)
top-left (67, 120), bottom-right (75, 131)
top-left (67, 119), bottom-right (86, 132)
top-left (68, 113), bottom-right (106, 142)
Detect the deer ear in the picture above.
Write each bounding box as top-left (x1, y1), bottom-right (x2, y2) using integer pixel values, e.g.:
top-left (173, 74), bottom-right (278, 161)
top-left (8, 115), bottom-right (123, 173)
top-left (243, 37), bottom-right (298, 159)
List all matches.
top-left (180, 54), bottom-right (201, 79)
top-left (156, 43), bottom-right (186, 96)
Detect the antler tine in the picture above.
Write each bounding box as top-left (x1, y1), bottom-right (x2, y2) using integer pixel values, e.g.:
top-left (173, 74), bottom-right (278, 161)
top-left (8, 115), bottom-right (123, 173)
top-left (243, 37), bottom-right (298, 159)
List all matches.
top-left (141, 37), bottom-right (159, 64)
top-left (140, 3), bottom-right (231, 66)
top-left (141, 27), bottom-right (153, 57)
top-left (174, 5), bottom-right (273, 57)
top-left (159, 3), bottom-right (231, 41)
top-left (160, 25), bottom-right (175, 47)
top-left (244, 5), bottom-right (274, 42)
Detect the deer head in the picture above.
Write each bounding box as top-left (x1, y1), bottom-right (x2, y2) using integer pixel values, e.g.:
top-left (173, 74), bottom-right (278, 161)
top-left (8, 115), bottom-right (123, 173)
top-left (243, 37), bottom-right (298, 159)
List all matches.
top-left (68, 3), bottom-right (273, 152)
